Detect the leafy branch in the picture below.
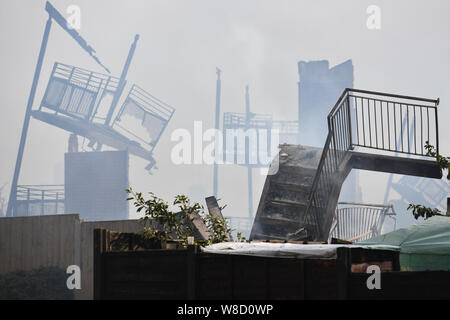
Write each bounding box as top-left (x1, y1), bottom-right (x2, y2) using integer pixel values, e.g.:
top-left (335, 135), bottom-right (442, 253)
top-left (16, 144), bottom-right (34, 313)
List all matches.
top-left (204, 214), bottom-right (231, 244)
top-left (407, 204), bottom-right (443, 220)
top-left (425, 141), bottom-right (450, 180)
top-left (126, 188), bottom-right (231, 247)
top-left (236, 232), bottom-right (248, 243)
top-left (406, 142), bottom-right (448, 221)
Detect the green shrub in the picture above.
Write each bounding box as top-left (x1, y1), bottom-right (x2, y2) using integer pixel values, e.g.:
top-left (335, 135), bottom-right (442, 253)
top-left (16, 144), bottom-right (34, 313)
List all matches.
top-left (126, 188), bottom-right (231, 246)
top-left (0, 267), bottom-right (73, 300)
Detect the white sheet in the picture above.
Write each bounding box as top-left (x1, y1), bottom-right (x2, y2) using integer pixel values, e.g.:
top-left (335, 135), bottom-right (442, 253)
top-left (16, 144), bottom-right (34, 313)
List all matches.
top-left (202, 242), bottom-right (399, 259)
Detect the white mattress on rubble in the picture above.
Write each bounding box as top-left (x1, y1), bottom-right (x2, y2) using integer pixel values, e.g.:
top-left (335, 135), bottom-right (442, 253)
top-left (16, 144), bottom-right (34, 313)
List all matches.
top-left (202, 242), bottom-right (399, 259)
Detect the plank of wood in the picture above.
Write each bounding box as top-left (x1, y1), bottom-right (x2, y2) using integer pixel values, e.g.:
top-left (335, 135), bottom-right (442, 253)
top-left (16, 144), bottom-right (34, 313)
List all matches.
top-left (188, 211), bottom-right (212, 241)
top-left (205, 196), bottom-right (231, 241)
top-left (346, 230), bottom-right (372, 242)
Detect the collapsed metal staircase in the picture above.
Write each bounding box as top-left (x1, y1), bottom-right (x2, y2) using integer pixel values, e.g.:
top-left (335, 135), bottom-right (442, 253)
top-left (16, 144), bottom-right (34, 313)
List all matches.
top-left (249, 145), bottom-right (322, 240)
top-left (250, 88), bottom-right (442, 242)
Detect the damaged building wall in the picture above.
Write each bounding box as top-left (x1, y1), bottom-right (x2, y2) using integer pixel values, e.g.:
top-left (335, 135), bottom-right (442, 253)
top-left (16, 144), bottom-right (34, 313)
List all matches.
top-left (297, 59), bottom-right (354, 147)
top-left (297, 60), bottom-right (361, 203)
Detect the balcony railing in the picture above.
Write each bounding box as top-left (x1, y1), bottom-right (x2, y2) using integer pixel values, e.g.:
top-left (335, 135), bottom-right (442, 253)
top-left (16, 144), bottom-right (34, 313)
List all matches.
top-left (40, 62), bottom-right (119, 121)
top-left (14, 185), bottom-right (64, 216)
top-left (304, 88), bottom-right (439, 240)
top-left (112, 84), bottom-right (175, 151)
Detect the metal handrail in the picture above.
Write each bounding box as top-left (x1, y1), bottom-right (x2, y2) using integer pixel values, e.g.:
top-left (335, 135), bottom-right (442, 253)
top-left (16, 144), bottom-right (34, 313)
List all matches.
top-left (303, 88), bottom-right (440, 240)
top-left (302, 128), bottom-right (337, 238)
top-left (328, 88), bottom-right (439, 117)
top-left (329, 202), bottom-right (396, 242)
top-left (336, 201), bottom-right (396, 211)
top-left (14, 185), bottom-right (65, 216)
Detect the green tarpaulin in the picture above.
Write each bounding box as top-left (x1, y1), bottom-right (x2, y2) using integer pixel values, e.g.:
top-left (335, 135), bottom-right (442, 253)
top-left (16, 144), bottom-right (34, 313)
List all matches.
top-left (360, 216), bottom-right (450, 271)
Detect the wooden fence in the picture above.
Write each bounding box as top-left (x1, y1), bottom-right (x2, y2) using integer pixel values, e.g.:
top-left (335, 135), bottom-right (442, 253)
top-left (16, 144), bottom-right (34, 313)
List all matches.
top-left (95, 228), bottom-right (447, 300)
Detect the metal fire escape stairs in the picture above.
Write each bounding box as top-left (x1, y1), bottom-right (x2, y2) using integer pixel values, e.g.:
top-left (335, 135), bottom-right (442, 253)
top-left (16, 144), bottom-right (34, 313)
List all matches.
top-left (250, 88), bottom-right (442, 242)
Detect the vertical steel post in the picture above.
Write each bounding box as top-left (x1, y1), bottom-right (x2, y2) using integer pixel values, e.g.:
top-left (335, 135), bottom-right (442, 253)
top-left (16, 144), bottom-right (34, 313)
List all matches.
top-left (6, 16), bottom-right (52, 217)
top-left (96, 35), bottom-right (139, 151)
top-left (213, 68), bottom-right (221, 198)
top-left (435, 100), bottom-right (439, 156)
top-left (245, 85), bottom-right (253, 223)
top-left (55, 192), bottom-right (59, 214)
top-left (26, 188), bottom-right (30, 217)
top-left (248, 167), bottom-right (253, 222)
top-left (41, 190), bottom-right (45, 215)
top-left (104, 34), bottom-right (139, 127)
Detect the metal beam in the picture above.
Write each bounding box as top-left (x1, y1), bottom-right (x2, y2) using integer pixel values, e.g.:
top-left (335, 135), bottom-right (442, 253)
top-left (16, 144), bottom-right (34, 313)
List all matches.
top-left (245, 85), bottom-right (253, 222)
top-left (45, 1), bottom-right (110, 73)
top-left (6, 16), bottom-right (52, 217)
top-left (213, 68), bottom-right (221, 198)
top-left (104, 35), bottom-right (139, 127)
top-left (7, 1), bottom-right (112, 216)
top-left (349, 152), bottom-right (443, 179)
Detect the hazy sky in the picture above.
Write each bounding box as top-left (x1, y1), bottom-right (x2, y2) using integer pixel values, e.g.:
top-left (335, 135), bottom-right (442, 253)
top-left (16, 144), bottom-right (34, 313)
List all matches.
top-left (0, 0), bottom-right (449, 230)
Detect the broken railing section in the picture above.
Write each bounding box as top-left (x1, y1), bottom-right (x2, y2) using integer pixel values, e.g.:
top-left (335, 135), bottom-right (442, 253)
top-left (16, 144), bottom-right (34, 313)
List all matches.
top-left (329, 202), bottom-right (396, 243)
top-left (303, 89), bottom-right (440, 241)
top-left (38, 62), bottom-right (175, 172)
top-left (112, 84), bottom-right (175, 154)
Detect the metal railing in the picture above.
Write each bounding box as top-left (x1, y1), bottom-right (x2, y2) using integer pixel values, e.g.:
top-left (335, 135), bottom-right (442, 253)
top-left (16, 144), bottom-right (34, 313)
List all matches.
top-left (329, 202), bottom-right (396, 242)
top-left (223, 112), bottom-right (272, 129)
top-left (348, 89), bottom-right (440, 156)
top-left (14, 185), bottom-right (65, 216)
top-left (302, 128), bottom-right (343, 238)
top-left (272, 120), bottom-right (299, 135)
top-left (40, 62), bottom-right (119, 121)
top-left (304, 88), bottom-right (440, 240)
top-left (273, 120), bottom-right (300, 145)
top-left (112, 84), bottom-right (175, 149)
top-left (225, 216), bottom-right (252, 239)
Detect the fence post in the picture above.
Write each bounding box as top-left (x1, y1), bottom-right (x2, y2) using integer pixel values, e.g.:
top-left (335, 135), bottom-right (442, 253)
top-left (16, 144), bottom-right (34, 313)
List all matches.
top-left (41, 190), bottom-right (45, 215)
top-left (55, 192), bottom-right (59, 214)
top-left (186, 244), bottom-right (196, 299)
top-left (26, 188), bottom-right (30, 216)
top-left (336, 247), bottom-right (350, 300)
top-left (446, 198), bottom-right (450, 217)
top-left (93, 228), bottom-right (104, 300)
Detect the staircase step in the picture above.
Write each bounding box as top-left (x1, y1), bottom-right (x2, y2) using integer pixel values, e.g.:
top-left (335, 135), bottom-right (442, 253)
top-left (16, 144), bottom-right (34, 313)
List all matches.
top-left (262, 201), bottom-right (307, 222)
top-left (272, 166), bottom-right (317, 185)
top-left (250, 233), bottom-right (289, 241)
top-left (258, 215), bottom-right (299, 224)
top-left (267, 199), bottom-right (308, 208)
top-left (252, 217), bottom-right (303, 240)
top-left (270, 180), bottom-right (312, 191)
top-left (251, 144), bottom-right (329, 241)
top-left (266, 186), bottom-right (311, 204)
